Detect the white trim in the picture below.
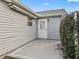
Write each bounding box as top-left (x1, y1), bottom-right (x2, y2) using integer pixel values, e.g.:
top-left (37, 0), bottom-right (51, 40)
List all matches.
top-left (9, 4), bottom-right (37, 18)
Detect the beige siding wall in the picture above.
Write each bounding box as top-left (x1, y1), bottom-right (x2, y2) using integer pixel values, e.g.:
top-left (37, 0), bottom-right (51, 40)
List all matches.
top-left (32, 19), bottom-right (37, 39)
top-left (48, 17), bottom-right (61, 40)
top-left (0, 1), bottom-right (37, 55)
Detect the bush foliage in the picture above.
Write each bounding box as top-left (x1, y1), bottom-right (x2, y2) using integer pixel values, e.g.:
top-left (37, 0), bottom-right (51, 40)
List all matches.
top-left (60, 12), bottom-right (79, 59)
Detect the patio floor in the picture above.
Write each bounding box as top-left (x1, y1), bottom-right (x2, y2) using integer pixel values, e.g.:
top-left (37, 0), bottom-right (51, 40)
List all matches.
top-left (9, 39), bottom-right (63, 59)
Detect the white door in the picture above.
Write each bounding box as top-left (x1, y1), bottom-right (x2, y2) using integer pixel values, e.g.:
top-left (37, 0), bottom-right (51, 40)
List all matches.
top-left (38, 19), bottom-right (47, 38)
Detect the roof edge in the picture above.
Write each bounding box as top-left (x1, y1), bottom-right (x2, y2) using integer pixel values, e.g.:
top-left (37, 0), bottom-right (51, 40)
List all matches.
top-left (1, 0), bottom-right (68, 18)
top-left (2, 0), bottom-right (38, 18)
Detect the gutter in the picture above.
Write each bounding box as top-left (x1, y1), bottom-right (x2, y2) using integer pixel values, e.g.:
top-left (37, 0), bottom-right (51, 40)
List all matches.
top-left (2, 0), bottom-right (38, 18)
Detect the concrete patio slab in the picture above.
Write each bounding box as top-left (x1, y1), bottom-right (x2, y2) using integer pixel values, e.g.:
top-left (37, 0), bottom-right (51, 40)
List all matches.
top-left (9, 39), bottom-right (63, 59)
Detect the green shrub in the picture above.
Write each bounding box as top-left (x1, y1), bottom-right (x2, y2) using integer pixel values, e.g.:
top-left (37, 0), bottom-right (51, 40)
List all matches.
top-left (60, 12), bottom-right (79, 59)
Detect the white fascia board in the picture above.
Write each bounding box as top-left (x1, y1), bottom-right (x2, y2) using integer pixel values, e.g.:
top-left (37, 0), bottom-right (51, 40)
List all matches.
top-left (9, 5), bottom-right (37, 18)
top-left (12, 0), bottom-right (38, 18)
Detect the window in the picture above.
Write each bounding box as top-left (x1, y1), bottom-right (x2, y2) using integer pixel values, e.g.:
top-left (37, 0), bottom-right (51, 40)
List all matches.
top-left (28, 17), bottom-right (32, 26)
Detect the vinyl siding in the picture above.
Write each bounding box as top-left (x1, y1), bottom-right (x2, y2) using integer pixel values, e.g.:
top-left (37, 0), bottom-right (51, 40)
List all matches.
top-left (48, 17), bottom-right (61, 40)
top-left (0, 1), bottom-right (36, 56)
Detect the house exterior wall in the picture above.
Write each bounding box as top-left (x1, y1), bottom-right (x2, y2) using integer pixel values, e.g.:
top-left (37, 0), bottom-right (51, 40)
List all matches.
top-left (32, 19), bottom-right (37, 39)
top-left (0, 1), bottom-right (37, 56)
top-left (37, 16), bottom-right (62, 40)
top-left (48, 16), bottom-right (62, 40)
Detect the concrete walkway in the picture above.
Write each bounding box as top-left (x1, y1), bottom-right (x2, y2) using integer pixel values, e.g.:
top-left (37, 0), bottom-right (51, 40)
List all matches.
top-left (9, 39), bottom-right (63, 59)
